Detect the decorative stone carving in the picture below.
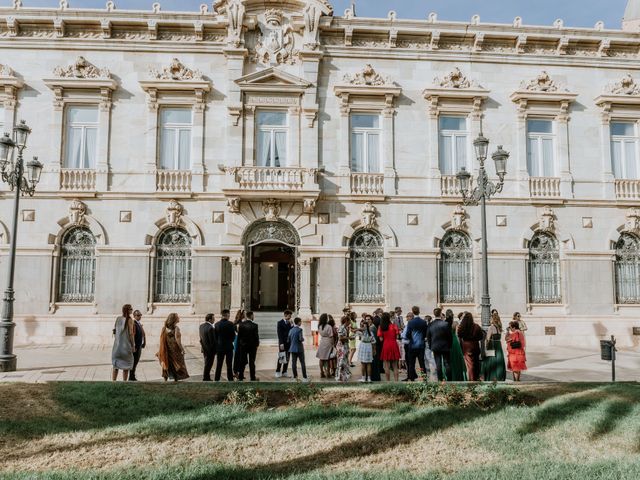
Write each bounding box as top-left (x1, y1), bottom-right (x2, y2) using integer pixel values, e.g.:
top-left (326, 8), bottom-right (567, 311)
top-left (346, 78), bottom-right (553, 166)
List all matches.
top-left (150, 58), bottom-right (203, 81)
top-left (215, 0), bottom-right (245, 47)
top-left (53, 56), bottom-right (111, 79)
top-left (434, 67), bottom-right (475, 89)
top-left (0, 64), bottom-right (14, 77)
top-left (624, 208), bottom-right (640, 234)
top-left (244, 220), bottom-right (299, 246)
top-left (537, 206), bottom-right (556, 232)
top-left (227, 197), bottom-right (241, 214)
top-left (165, 199), bottom-right (183, 226)
top-left (343, 64), bottom-right (390, 86)
top-left (252, 9), bottom-right (296, 66)
top-left (303, 199), bottom-right (316, 214)
top-left (605, 74), bottom-right (640, 95)
top-left (361, 202), bottom-right (377, 229)
top-left (303, 4), bottom-right (322, 49)
top-left (451, 205), bottom-right (468, 230)
top-left (262, 199), bottom-right (281, 221)
top-left (68, 199), bottom-right (86, 226)
top-left (520, 71), bottom-right (563, 92)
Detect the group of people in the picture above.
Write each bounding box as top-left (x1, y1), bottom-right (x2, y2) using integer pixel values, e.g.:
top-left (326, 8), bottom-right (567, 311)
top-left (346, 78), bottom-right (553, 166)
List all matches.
top-left (111, 303), bottom-right (528, 383)
top-left (312, 306), bottom-right (528, 383)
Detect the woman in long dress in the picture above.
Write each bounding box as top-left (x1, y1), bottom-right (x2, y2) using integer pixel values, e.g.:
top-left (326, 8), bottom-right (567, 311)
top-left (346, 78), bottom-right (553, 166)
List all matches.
top-left (377, 312), bottom-right (401, 382)
top-left (506, 320), bottom-right (527, 382)
top-left (482, 309), bottom-right (507, 381)
top-left (112, 304), bottom-right (135, 381)
top-left (315, 313), bottom-right (334, 378)
top-left (335, 316), bottom-right (351, 382)
top-left (357, 315), bottom-right (376, 382)
top-left (457, 311), bottom-right (483, 381)
top-left (445, 309), bottom-right (467, 381)
top-left (156, 313), bottom-right (190, 382)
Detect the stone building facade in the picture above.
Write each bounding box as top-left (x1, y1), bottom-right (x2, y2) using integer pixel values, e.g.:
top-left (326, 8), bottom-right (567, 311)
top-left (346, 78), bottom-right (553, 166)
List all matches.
top-left (1, 0), bottom-right (640, 346)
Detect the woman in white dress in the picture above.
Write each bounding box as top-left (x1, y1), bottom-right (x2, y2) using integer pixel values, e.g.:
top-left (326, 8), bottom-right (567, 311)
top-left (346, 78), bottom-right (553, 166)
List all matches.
top-left (112, 304), bottom-right (135, 381)
top-left (357, 315), bottom-right (376, 382)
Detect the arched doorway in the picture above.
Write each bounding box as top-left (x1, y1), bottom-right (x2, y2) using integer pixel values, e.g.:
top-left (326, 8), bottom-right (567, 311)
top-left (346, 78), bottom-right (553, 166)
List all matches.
top-left (242, 220), bottom-right (300, 311)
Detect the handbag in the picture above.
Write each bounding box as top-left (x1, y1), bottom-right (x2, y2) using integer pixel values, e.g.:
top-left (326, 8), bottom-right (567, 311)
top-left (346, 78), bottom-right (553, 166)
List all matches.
top-left (510, 340), bottom-right (522, 349)
top-left (329, 347), bottom-right (337, 359)
top-left (278, 351), bottom-right (288, 364)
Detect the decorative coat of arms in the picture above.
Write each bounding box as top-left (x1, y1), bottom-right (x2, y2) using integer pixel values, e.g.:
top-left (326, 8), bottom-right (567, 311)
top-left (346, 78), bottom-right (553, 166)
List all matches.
top-left (252, 9), bottom-right (295, 66)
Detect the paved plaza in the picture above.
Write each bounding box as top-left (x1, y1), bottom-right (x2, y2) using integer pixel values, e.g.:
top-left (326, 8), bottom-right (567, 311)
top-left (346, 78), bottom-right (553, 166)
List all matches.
top-left (1, 342), bottom-right (638, 383)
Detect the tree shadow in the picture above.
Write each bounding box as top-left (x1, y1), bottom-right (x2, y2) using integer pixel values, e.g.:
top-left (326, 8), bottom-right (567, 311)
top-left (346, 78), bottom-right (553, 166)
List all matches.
top-left (517, 393), bottom-right (602, 436)
top-left (589, 399), bottom-right (635, 440)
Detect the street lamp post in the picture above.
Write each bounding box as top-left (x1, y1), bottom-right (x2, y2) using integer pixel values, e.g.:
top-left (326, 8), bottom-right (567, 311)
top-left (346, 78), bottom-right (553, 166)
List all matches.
top-left (456, 133), bottom-right (509, 330)
top-left (0, 120), bottom-right (43, 372)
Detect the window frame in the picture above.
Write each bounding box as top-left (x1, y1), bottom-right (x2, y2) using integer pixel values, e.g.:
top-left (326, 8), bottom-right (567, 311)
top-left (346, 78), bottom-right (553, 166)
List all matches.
top-left (57, 226), bottom-right (97, 303)
top-left (527, 232), bottom-right (562, 304)
top-left (348, 229), bottom-right (385, 304)
top-left (438, 115), bottom-right (470, 175)
top-left (438, 230), bottom-right (473, 304)
top-left (350, 113), bottom-right (382, 174)
top-left (614, 233), bottom-right (640, 305)
top-left (63, 104), bottom-right (99, 170)
top-left (255, 110), bottom-right (289, 168)
top-left (526, 118), bottom-right (556, 178)
top-left (610, 120), bottom-right (640, 180)
top-left (158, 106), bottom-right (193, 171)
top-left (154, 227), bottom-right (193, 304)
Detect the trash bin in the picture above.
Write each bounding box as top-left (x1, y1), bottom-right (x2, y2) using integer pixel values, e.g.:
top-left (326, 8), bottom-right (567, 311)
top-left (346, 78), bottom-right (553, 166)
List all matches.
top-left (600, 340), bottom-right (613, 361)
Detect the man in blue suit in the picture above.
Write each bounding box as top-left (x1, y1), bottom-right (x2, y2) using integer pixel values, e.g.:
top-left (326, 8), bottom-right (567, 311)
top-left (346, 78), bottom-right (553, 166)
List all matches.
top-left (403, 306), bottom-right (428, 381)
top-left (275, 309), bottom-right (293, 378)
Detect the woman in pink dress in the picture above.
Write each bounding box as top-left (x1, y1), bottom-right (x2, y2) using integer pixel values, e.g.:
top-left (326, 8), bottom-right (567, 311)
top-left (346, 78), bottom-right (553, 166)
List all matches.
top-left (506, 320), bottom-right (527, 382)
top-left (377, 312), bottom-right (400, 382)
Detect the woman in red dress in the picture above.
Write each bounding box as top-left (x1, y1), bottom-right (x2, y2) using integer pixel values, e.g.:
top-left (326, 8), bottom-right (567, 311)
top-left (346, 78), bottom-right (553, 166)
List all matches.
top-left (377, 312), bottom-right (400, 382)
top-left (506, 320), bottom-right (527, 381)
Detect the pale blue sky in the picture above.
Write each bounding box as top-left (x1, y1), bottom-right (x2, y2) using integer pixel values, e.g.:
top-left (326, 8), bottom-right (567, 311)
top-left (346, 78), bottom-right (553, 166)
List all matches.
top-left (0, 0), bottom-right (631, 30)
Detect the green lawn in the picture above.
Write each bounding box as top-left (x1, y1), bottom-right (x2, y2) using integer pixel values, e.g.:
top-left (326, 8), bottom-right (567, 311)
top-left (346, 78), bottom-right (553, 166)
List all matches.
top-left (0, 381), bottom-right (638, 479)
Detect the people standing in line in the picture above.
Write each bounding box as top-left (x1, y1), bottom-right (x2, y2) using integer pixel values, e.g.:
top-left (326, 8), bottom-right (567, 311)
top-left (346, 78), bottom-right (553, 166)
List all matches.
top-left (214, 309), bottom-right (236, 382)
top-left (445, 309), bottom-right (467, 381)
top-left (157, 313), bottom-right (189, 382)
top-left (112, 304), bottom-right (135, 382)
top-left (457, 312), bottom-right (484, 381)
top-left (316, 313), bottom-right (334, 378)
top-left (310, 315), bottom-right (319, 347)
top-left (275, 310), bottom-right (293, 378)
top-left (506, 320), bottom-right (527, 382)
top-left (288, 317), bottom-right (309, 381)
top-left (371, 308), bottom-right (384, 380)
top-left (400, 311), bottom-right (413, 373)
top-left (348, 311), bottom-right (358, 367)
top-left (403, 306), bottom-right (427, 381)
top-left (328, 315), bottom-right (338, 377)
top-left (129, 310), bottom-right (146, 382)
top-left (335, 316), bottom-right (352, 382)
top-left (199, 313), bottom-right (216, 382)
top-left (513, 312), bottom-right (528, 332)
top-left (232, 309), bottom-right (245, 380)
top-left (482, 310), bottom-right (507, 381)
top-left (378, 312), bottom-right (401, 382)
top-left (357, 315), bottom-right (376, 382)
top-left (427, 308), bottom-right (453, 381)
top-left (237, 310), bottom-right (260, 381)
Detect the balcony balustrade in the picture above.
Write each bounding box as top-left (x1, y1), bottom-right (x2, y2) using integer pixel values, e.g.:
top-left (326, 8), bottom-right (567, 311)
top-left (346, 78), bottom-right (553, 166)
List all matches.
top-left (529, 177), bottom-right (561, 198)
top-left (615, 179), bottom-right (640, 200)
top-left (156, 170), bottom-right (192, 193)
top-left (60, 169), bottom-right (96, 192)
top-left (350, 173), bottom-right (384, 196)
top-left (221, 166), bottom-right (320, 201)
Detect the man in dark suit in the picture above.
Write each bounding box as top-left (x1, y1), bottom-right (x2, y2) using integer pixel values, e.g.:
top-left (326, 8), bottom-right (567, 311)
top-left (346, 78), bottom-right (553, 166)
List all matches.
top-left (403, 306), bottom-right (428, 381)
top-left (237, 310), bottom-right (260, 381)
top-left (129, 310), bottom-right (146, 381)
top-left (275, 310), bottom-right (293, 378)
top-left (214, 309), bottom-right (236, 381)
top-left (427, 307), bottom-right (453, 381)
top-left (199, 313), bottom-right (216, 381)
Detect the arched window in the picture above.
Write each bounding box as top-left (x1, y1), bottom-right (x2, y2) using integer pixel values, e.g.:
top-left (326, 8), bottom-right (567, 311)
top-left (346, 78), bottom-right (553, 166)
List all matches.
top-left (439, 231), bottom-right (473, 303)
top-left (615, 233), bottom-right (640, 304)
top-left (155, 228), bottom-right (192, 303)
top-left (528, 232), bottom-right (561, 304)
top-left (58, 227), bottom-right (96, 303)
top-left (348, 229), bottom-right (384, 303)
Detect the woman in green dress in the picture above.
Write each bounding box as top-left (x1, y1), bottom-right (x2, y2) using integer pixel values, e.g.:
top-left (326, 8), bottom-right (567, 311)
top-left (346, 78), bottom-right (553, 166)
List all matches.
top-left (482, 309), bottom-right (507, 381)
top-left (445, 309), bottom-right (467, 381)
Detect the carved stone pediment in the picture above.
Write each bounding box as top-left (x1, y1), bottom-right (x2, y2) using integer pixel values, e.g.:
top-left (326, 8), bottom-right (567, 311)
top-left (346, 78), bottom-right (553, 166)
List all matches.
top-left (536, 206), bottom-right (556, 233)
top-left (68, 199), bottom-right (87, 226)
top-left (361, 202), bottom-right (378, 229)
top-left (605, 74), bottom-right (640, 95)
top-left (434, 67), bottom-right (478, 89)
top-left (166, 199), bottom-right (184, 226)
top-left (0, 63), bottom-right (23, 107)
top-left (510, 72), bottom-right (577, 117)
top-left (595, 74), bottom-right (640, 112)
top-left (262, 199), bottom-right (281, 221)
top-left (520, 71), bottom-right (564, 93)
top-left (235, 67), bottom-right (311, 93)
top-left (150, 58), bottom-right (203, 81)
top-left (54, 56), bottom-right (111, 79)
top-left (343, 64), bottom-right (391, 87)
top-left (451, 205), bottom-right (468, 231)
top-left (423, 68), bottom-right (489, 116)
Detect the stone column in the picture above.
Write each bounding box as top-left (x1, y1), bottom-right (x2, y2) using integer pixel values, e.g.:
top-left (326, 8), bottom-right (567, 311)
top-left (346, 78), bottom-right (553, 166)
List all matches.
top-left (338, 95), bottom-right (351, 176)
top-left (382, 101), bottom-right (396, 194)
top-left (224, 49), bottom-right (247, 169)
top-left (556, 111), bottom-right (573, 198)
top-left (243, 106), bottom-right (255, 166)
top-left (515, 109), bottom-right (529, 197)
top-left (426, 98), bottom-right (440, 196)
top-left (96, 88), bottom-right (112, 191)
top-left (191, 91), bottom-right (206, 192)
top-left (144, 88), bottom-right (159, 191)
top-left (299, 50), bottom-right (322, 171)
top-left (229, 255), bottom-right (243, 311)
top-left (599, 104), bottom-right (616, 199)
top-left (289, 106), bottom-right (301, 167)
top-left (298, 256), bottom-right (312, 318)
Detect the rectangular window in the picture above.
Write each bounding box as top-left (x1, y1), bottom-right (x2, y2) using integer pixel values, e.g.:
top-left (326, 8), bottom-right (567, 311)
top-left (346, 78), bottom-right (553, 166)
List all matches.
top-left (527, 119), bottom-right (555, 177)
top-left (611, 121), bottom-right (639, 180)
top-left (256, 111), bottom-right (288, 167)
top-left (64, 105), bottom-right (98, 169)
top-left (438, 116), bottom-right (468, 175)
top-left (350, 114), bottom-right (381, 173)
top-left (159, 107), bottom-right (192, 170)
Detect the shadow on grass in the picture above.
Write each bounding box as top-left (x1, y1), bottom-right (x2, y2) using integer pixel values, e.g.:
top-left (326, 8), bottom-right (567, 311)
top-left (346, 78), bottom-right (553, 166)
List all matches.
top-left (589, 399), bottom-right (635, 439)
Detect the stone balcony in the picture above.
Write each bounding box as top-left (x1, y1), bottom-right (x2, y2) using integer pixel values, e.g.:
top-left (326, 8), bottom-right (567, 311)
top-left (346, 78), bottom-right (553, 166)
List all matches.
top-left (156, 170), bottom-right (192, 193)
top-left (221, 166), bottom-right (320, 202)
top-left (60, 169), bottom-right (96, 192)
top-left (615, 179), bottom-right (640, 200)
top-left (529, 177), bottom-right (561, 199)
top-left (350, 173), bottom-right (385, 197)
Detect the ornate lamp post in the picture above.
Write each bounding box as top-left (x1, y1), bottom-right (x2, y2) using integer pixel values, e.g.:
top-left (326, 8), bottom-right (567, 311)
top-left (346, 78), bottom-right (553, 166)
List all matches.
top-left (456, 133), bottom-right (509, 330)
top-left (0, 120), bottom-right (43, 371)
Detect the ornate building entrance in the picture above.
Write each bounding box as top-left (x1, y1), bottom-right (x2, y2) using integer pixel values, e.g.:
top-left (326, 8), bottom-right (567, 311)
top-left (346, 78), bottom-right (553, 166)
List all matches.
top-left (242, 220), bottom-right (300, 312)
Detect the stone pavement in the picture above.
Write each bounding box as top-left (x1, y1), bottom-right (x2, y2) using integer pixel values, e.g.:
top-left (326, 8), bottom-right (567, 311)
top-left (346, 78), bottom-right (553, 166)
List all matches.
top-left (0, 342), bottom-right (638, 383)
